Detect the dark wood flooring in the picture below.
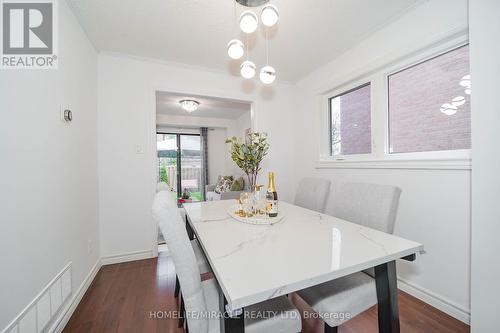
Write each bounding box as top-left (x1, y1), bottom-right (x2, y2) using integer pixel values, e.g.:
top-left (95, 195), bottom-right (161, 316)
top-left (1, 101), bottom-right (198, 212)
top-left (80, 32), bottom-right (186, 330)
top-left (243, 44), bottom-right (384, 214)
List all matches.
top-left (63, 252), bottom-right (470, 333)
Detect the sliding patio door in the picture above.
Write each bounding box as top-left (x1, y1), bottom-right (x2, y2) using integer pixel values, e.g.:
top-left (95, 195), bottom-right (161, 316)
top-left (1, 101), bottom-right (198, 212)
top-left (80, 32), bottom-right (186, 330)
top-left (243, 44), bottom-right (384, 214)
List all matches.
top-left (157, 133), bottom-right (203, 201)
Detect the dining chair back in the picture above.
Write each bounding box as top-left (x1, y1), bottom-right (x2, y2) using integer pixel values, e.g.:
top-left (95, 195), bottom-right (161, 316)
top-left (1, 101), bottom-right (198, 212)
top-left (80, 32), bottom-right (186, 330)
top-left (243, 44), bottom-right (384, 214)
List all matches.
top-left (294, 177), bottom-right (331, 213)
top-left (325, 181), bottom-right (402, 234)
top-left (156, 181), bottom-right (169, 192)
top-left (152, 190), bottom-right (209, 333)
top-left (296, 182), bottom-right (402, 333)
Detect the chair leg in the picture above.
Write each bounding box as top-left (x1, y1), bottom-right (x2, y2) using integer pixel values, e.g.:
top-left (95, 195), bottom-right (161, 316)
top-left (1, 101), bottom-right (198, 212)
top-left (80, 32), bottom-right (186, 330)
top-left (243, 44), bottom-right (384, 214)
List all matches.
top-left (174, 275), bottom-right (180, 298)
top-left (324, 324), bottom-right (338, 333)
top-left (178, 295), bottom-right (185, 328)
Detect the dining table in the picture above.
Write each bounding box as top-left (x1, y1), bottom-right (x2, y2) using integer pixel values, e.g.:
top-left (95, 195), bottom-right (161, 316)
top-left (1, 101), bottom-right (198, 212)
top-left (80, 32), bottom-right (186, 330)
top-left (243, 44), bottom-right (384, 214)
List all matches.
top-left (183, 199), bottom-right (424, 333)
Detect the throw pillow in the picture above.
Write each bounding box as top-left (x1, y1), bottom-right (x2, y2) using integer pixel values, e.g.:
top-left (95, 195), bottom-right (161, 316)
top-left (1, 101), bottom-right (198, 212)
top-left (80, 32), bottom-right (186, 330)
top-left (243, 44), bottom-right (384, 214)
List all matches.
top-left (215, 176), bottom-right (233, 194)
top-left (230, 177), bottom-right (245, 191)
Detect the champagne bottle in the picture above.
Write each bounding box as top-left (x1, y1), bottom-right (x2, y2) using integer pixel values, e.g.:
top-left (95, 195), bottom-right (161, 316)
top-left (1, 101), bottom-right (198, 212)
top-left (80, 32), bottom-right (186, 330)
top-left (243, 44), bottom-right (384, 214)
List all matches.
top-left (266, 172), bottom-right (278, 217)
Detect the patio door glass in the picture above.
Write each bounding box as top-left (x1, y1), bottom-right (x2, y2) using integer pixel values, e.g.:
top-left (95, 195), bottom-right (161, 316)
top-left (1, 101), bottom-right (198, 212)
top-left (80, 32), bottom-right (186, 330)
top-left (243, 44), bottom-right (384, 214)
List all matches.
top-left (157, 134), bottom-right (179, 198)
top-left (180, 135), bottom-right (202, 201)
top-left (157, 133), bottom-right (202, 202)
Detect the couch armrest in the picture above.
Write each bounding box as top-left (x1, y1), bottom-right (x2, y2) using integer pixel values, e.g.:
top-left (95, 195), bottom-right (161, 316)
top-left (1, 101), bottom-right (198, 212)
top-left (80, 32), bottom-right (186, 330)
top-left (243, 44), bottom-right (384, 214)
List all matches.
top-left (220, 191), bottom-right (244, 200)
top-left (206, 184), bottom-right (216, 192)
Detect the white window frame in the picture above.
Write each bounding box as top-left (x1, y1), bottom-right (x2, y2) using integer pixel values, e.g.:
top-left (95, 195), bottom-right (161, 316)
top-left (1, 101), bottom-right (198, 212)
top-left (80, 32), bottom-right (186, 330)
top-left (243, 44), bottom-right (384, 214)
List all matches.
top-left (317, 34), bottom-right (471, 170)
top-left (383, 43), bottom-right (471, 160)
top-left (326, 80), bottom-right (374, 160)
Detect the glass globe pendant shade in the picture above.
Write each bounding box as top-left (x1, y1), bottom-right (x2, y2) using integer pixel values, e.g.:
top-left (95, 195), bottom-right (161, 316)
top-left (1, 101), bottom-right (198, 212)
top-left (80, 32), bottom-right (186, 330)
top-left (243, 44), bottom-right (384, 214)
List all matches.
top-left (227, 39), bottom-right (244, 59)
top-left (259, 65), bottom-right (276, 84)
top-left (239, 11), bottom-right (258, 34)
top-left (261, 4), bottom-right (279, 27)
top-left (240, 60), bottom-right (256, 79)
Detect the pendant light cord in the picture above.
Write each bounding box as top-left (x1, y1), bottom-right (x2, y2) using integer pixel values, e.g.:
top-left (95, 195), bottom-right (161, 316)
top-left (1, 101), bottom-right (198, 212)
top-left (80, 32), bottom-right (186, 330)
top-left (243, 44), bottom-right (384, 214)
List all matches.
top-left (265, 27), bottom-right (269, 65)
top-left (233, 0), bottom-right (237, 30)
top-left (246, 33), bottom-right (249, 61)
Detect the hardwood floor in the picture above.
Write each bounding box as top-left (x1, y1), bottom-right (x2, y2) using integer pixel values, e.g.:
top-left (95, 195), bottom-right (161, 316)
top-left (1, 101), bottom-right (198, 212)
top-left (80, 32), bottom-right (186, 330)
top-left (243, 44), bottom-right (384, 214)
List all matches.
top-left (63, 252), bottom-right (469, 333)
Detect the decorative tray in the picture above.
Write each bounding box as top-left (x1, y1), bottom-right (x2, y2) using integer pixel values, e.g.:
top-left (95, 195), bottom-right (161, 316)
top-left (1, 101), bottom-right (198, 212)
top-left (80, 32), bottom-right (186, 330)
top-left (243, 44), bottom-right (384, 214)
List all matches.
top-left (227, 205), bottom-right (285, 225)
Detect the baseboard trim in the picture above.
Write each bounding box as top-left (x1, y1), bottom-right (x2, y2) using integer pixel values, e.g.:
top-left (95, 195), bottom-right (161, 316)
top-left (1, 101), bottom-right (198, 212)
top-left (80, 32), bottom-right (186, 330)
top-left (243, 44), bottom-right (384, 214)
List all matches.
top-left (50, 250), bottom-right (154, 332)
top-left (101, 249), bottom-right (154, 266)
top-left (50, 259), bottom-right (101, 333)
top-left (397, 277), bottom-right (470, 324)
top-left (4, 251), bottom-right (468, 332)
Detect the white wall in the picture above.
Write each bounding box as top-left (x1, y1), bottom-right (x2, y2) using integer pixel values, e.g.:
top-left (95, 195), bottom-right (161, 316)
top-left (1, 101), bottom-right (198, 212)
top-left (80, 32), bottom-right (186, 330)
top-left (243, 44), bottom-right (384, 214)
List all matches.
top-left (469, 0), bottom-right (500, 331)
top-left (207, 128), bottom-right (229, 184)
top-left (293, 0), bottom-right (470, 322)
top-left (156, 113), bottom-right (237, 129)
top-left (225, 112), bottom-right (253, 177)
top-left (0, 0), bottom-right (99, 329)
top-left (97, 53), bottom-right (297, 259)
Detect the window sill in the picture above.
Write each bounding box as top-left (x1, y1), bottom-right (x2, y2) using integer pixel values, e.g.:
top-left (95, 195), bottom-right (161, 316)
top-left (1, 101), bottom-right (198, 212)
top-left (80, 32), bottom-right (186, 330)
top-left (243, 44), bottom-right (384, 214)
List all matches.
top-left (316, 158), bottom-right (471, 170)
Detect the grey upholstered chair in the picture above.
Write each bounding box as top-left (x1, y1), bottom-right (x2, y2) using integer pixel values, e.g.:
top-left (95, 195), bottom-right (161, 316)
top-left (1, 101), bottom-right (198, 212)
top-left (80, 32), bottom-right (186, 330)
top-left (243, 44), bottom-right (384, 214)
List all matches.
top-left (297, 182), bottom-right (402, 333)
top-left (155, 189), bottom-right (210, 299)
top-left (294, 177), bottom-right (331, 213)
top-left (152, 191), bottom-right (302, 333)
top-left (325, 181), bottom-right (402, 233)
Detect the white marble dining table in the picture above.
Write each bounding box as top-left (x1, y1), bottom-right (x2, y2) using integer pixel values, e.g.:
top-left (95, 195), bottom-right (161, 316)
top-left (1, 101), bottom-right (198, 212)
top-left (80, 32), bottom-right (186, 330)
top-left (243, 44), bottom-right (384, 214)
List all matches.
top-left (183, 200), bottom-right (424, 333)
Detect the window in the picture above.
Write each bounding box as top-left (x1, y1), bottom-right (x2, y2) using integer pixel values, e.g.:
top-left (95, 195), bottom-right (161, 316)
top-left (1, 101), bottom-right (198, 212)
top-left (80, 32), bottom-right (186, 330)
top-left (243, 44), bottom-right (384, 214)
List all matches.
top-left (388, 45), bottom-right (471, 154)
top-left (329, 83), bottom-right (371, 156)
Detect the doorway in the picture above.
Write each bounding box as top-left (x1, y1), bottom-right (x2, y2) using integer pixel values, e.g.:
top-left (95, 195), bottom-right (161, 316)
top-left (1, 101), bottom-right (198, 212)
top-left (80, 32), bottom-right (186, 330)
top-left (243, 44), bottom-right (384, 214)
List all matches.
top-left (154, 90), bottom-right (253, 254)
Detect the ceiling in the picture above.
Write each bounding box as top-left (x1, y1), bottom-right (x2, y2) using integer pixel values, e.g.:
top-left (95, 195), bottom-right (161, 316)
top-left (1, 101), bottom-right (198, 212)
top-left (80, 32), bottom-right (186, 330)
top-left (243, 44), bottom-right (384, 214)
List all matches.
top-left (68, 0), bottom-right (422, 82)
top-left (156, 91), bottom-right (251, 119)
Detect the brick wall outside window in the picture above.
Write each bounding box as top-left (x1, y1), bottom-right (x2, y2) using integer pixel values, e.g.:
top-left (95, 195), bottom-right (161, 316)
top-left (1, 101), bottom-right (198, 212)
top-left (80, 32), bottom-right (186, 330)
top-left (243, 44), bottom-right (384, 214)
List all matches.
top-left (388, 45), bottom-right (471, 153)
top-left (331, 84), bottom-right (371, 155)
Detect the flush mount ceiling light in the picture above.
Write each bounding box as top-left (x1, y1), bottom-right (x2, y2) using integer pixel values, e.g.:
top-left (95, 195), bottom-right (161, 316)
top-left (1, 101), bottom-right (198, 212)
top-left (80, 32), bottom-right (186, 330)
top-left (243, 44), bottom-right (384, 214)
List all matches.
top-left (240, 60), bottom-right (256, 79)
top-left (259, 65), bottom-right (276, 84)
top-left (227, 39), bottom-right (244, 59)
top-left (179, 100), bottom-right (200, 113)
top-left (239, 10), bottom-right (258, 34)
top-left (261, 4), bottom-right (279, 27)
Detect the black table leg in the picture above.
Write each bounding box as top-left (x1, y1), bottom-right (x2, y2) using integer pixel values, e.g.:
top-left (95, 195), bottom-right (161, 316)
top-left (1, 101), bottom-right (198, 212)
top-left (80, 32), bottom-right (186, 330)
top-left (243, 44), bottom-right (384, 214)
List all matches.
top-left (174, 275), bottom-right (180, 297)
top-left (374, 260), bottom-right (400, 333)
top-left (222, 296), bottom-right (244, 333)
top-left (185, 215), bottom-right (195, 240)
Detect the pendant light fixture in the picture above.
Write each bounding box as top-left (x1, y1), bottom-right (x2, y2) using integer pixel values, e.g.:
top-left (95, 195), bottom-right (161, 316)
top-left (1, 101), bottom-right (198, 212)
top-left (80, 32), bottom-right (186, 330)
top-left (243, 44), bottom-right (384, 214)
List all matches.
top-left (261, 4), bottom-right (279, 27)
top-left (241, 34), bottom-right (256, 79)
top-left (228, 0), bottom-right (278, 83)
top-left (227, 39), bottom-right (244, 59)
top-left (227, 1), bottom-right (244, 60)
top-left (239, 10), bottom-right (258, 34)
top-left (260, 25), bottom-right (276, 84)
top-left (241, 60), bottom-right (257, 79)
top-left (260, 65), bottom-right (276, 84)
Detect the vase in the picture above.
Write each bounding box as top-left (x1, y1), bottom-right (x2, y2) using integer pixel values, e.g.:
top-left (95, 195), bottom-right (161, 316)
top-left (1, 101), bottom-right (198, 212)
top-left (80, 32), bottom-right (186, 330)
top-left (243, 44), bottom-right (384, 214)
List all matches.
top-left (251, 185), bottom-right (266, 216)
